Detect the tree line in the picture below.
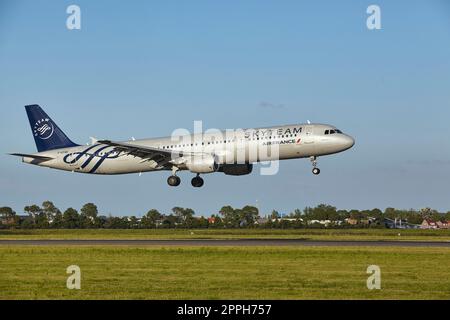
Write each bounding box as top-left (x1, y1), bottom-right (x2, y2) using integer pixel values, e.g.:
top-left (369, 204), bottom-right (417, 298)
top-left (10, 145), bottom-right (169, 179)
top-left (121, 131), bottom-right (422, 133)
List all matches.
top-left (0, 202), bottom-right (449, 229)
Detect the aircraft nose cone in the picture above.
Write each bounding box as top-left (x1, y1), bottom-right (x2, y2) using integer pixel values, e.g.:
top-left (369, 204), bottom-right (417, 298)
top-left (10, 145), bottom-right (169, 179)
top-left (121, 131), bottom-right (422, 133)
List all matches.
top-left (341, 135), bottom-right (355, 150)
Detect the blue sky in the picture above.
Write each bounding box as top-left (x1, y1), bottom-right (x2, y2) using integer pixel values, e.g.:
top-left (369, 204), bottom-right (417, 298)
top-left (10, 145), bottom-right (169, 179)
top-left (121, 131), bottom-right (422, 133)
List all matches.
top-left (1, 0), bottom-right (450, 216)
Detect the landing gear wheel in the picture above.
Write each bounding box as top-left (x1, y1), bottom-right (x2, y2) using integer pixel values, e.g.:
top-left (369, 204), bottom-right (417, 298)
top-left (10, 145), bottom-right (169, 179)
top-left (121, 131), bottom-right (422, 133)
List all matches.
top-left (167, 175), bottom-right (181, 186)
top-left (191, 176), bottom-right (204, 187)
top-left (310, 156), bottom-right (320, 175)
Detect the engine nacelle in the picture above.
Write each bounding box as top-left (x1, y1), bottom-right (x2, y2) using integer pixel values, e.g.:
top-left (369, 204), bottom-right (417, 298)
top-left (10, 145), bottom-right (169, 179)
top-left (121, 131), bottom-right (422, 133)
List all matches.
top-left (185, 155), bottom-right (219, 173)
top-left (219, 164), bottom-right (253, 176)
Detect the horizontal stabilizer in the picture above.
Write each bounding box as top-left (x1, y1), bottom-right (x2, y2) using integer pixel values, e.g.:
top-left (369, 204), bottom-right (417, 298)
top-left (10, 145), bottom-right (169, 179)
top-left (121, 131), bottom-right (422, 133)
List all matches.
top-left (9, 153), bottom-right (54, 161)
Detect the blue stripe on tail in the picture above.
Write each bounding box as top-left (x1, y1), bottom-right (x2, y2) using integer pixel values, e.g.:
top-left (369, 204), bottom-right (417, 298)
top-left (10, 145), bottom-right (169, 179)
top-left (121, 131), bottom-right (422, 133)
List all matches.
top-left (25, 104), bottom-right (79, 152)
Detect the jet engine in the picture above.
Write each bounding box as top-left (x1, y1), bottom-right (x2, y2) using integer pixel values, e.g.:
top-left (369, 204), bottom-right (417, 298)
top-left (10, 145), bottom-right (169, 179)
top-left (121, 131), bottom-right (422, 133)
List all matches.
top-left (219, 164), bottom-right (253, 176)
top-left (185, 155), bottom-right (219, 173)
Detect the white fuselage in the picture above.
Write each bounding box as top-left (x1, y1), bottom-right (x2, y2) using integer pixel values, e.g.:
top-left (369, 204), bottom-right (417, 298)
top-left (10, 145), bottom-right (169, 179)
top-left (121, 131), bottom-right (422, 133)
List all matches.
top-left (21, 123), bottom-right (354, 175)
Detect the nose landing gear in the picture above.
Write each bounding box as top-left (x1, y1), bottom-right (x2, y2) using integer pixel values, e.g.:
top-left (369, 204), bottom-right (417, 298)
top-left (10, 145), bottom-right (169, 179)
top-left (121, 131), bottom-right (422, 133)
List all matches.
top-left (310, 156), bottom-right (321, 175)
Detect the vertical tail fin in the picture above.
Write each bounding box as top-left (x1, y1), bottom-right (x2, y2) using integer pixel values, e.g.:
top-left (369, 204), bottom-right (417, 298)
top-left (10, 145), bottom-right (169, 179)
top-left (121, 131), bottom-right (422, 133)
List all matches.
top-left (25, 104), bottom-right (79, 152)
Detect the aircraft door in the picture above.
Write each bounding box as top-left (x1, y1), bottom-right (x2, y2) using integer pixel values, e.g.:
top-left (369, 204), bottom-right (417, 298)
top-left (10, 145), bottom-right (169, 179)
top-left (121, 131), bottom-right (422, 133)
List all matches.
top-left (298, 125), bottom-right (316, 156)
top-left (303, 126), bottom-right (314, 144)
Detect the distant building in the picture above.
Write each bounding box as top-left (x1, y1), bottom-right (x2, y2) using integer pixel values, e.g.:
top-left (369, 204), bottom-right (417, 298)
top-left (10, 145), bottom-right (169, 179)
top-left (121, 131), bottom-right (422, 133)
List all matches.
top-left (385, 218), bottom-right (420, 229)
top-left (421, 219), bottom-right (450, 229)
top-left (0, 215), bottom-right (15, 225)
top-left (421, 219), bottom-right (437, 229)
top-left (275, 218), bottom-right (299, 222)
top-left (436, 221), bottom-right (450, 229)
top-left (0, 210), bottom-right (20, 225)
top-left (345, 218), bottom-right (358, 225)
top-left (308, 219), bottom-right (332, 226)
top-left (255, 217), bottom-right (268, 225)
top-left (207, 217), bottom-right (216, 224)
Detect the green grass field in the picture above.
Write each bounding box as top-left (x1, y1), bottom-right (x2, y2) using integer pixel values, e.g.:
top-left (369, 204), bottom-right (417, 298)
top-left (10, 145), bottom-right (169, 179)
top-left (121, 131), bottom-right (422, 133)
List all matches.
top-left (1, 228), bottom-right (450, 241)
top-left (1, 229), bottom-right (449, 299)
top-left (1, 245), bottom-right (449, 299)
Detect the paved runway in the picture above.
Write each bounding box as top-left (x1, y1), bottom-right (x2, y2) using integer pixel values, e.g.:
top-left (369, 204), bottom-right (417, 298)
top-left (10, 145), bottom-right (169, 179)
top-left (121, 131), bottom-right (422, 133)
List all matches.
top-left (1, 239), bottom-right (449, 247)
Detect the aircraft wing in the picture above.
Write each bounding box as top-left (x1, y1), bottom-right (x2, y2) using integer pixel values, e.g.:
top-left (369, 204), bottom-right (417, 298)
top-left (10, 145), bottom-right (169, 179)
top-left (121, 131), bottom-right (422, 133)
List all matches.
top-left (98, 140), bottom-right (195, 168)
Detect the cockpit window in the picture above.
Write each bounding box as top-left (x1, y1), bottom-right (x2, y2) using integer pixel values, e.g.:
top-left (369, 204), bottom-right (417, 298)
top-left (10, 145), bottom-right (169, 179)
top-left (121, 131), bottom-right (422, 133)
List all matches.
top-left (324, 129), bottom-right (343, 135)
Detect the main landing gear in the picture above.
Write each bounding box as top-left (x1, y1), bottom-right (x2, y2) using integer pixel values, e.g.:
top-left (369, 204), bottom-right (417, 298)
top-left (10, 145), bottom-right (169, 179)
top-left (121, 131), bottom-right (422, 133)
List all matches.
top-left (167, 175), bottom-right (181, 186)
top-left (191, 174), bottom-right (204, 188)
top-left (167, 166), bottom-right (181, 187)
top-left (167, 167), bottom-right (205, 187)
top-left (310, 156), bottom-right (321, 175)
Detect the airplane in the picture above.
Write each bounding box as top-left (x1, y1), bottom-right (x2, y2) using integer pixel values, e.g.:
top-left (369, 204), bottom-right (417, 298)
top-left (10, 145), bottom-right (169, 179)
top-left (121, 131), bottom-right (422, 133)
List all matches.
top-left (10, 104), bottom-right (355, 187)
